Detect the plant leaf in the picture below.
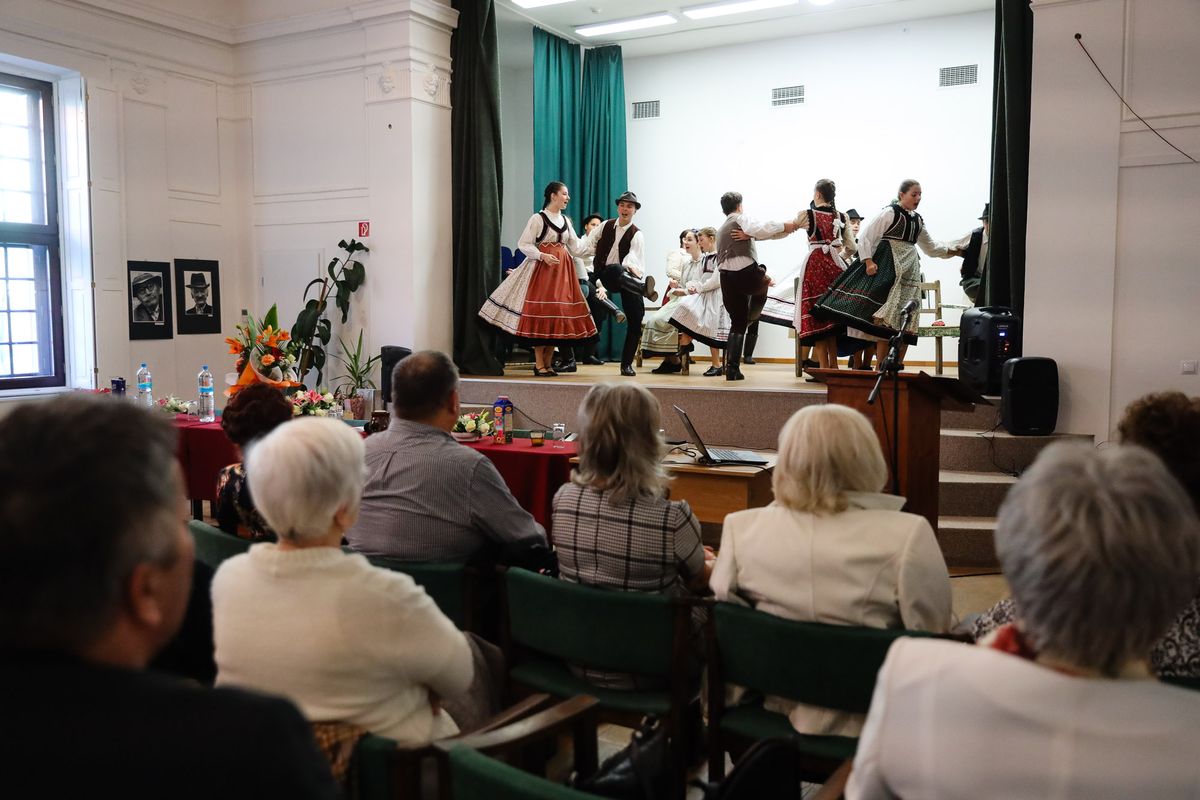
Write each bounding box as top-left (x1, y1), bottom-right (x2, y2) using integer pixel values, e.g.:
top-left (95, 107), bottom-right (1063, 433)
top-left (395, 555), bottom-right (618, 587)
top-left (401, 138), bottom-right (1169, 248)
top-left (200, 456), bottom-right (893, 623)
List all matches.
top-left (262, 304), bottom-right (279, 331)
top-left (302, 277), bottom-right (326, 301)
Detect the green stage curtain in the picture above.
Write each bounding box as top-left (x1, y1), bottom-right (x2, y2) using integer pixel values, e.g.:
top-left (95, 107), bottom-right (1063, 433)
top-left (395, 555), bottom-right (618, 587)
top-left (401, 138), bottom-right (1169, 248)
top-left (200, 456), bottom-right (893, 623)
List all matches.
top-left (532, 29), bottom-right (581, 217)
top-left (450, 0), bottom-right (504, 375)
top-left (983, 0), bottom-right (1033, 315)
top-left (579, 45), bottom-right (629, 361)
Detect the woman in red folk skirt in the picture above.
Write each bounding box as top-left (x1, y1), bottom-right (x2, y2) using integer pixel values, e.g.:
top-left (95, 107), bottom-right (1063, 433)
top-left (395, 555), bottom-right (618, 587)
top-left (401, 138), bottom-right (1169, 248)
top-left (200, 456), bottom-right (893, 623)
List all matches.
top-left (793, 178), bottom-right (857, 371)
top-left (479, 181), bottom-right (597, 376)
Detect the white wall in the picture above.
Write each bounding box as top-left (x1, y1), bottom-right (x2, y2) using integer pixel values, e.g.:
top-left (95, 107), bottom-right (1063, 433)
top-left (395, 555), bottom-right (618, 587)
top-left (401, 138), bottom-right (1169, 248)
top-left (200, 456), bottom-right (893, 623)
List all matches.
top-left (623, 11), bottom-right (995, 362)
top-left (1025, 0), bottom-right (1200, 437)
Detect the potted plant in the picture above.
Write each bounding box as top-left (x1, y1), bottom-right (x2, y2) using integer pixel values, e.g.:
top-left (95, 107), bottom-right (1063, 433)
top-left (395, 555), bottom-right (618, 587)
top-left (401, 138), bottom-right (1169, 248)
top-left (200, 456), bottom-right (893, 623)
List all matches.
top-left (291, 238), bottom-right (369, 385)
top-left (332, 330), bottom-right (381, 420)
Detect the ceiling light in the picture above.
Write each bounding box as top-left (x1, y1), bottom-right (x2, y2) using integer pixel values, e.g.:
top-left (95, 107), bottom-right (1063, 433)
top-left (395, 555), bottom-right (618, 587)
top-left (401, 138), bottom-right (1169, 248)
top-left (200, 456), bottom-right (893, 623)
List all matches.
top-left (575, 13), bottom-right (678, 37)
top-left (682, 0), bottom-right (799, 21)
top-left (512, 0), bottom-right (575, 8)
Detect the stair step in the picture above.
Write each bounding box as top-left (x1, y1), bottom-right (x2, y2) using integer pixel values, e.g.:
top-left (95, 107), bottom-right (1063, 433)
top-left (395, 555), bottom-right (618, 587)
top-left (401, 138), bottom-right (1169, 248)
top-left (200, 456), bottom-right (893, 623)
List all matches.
top-left (940, 399), bottom-right (1002, 432)
top-left (939, 469), bottom-right (1017, 517)
top-left (939, 429), bottom-right (1090, 473)
top-left (937, 516), bottom-right (998, 569)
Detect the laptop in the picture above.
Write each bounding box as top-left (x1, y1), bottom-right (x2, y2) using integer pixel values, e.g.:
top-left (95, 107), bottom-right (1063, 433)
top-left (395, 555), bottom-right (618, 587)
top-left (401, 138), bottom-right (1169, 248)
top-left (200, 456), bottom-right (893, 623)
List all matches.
top-left (673, 406), bottom-right (768, 466)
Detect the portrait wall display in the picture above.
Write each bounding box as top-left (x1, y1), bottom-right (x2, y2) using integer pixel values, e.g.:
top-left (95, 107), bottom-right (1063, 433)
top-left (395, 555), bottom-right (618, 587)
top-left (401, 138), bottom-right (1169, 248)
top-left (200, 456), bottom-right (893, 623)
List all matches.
top-left (174, 259), bottom-right (222, 335)
top-left (127, 260), bottom-right (173, 340)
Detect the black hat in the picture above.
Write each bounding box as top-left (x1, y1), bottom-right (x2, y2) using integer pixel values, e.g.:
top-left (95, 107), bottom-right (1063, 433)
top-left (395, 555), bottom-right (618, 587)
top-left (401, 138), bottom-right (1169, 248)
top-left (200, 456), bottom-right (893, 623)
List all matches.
top-left (845, 208), bottom-right (863, 221)
top-left (131, 272), bottom-right (162, 292)
top-left (615, 191), bottom-right (641, 209)
top-left (979, 202), bottom-right (990, 220)
top-left (186, 273), bottom-right (210, 290)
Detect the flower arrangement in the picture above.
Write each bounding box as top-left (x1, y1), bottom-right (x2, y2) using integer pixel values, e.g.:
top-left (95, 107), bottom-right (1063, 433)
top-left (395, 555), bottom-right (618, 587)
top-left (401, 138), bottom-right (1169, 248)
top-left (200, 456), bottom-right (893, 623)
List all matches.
top-left (157, 395), bottom-right (190, 414)
top-left (225, 305), bottom-right (301, 396)
top-left (290, 388), bottom-right (340, 417)
top-left (452, 410), bottom-right (494, 438)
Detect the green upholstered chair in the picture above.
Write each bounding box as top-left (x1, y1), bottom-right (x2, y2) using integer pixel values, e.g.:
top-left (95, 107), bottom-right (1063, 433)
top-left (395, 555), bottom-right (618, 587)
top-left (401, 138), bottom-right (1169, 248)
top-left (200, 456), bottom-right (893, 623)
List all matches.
top-left (362, 555), bottom-right (483, 633)
top-left (501, 567), bottom-right (702, 800)
top-left (706, 602), bottom-right (948, 783)
top-left (188, 520), bottom-right (250, 570)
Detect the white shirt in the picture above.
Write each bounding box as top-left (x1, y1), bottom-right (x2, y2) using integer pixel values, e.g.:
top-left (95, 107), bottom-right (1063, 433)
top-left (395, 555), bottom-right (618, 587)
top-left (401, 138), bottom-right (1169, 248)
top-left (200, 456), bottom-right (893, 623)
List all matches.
top-left (581, 218), bottom-right (645, 273)
top-left (719, 212), bottom-right (787, 272)
top-left (847, 638), bottom-right (1200, 799)
top-left (213, 544), bottom-right (474, 745)
top-left (516, 211), bottom-right (587, 279)
top-left (858, 205), bottom-right (954, 262)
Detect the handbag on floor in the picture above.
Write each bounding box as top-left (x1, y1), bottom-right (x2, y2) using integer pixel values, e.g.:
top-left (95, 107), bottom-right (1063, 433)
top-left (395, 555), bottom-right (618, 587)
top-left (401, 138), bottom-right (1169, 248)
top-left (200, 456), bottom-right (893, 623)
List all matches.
top-left (572, 718), bottom-right (671, 800)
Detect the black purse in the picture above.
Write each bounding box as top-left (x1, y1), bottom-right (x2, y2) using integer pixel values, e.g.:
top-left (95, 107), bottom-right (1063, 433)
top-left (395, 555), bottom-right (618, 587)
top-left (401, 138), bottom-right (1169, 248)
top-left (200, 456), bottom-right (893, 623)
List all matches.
top-left (572, 718), bottom-right (671, 800)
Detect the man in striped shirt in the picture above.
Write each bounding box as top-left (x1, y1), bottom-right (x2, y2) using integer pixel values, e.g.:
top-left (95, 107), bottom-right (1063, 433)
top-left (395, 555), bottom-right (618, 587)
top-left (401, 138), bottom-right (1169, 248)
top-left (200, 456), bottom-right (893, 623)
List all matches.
top-left (345, 351), bottom-right (555, 572)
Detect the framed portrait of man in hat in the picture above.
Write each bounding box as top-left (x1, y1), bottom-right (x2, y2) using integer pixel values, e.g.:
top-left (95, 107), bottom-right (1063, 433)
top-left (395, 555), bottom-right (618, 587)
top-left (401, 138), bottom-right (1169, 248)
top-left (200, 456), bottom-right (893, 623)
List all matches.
top-left (127, 261), bottom-right (173, 340)
top-left (174, 259), bottom-right (222, 335)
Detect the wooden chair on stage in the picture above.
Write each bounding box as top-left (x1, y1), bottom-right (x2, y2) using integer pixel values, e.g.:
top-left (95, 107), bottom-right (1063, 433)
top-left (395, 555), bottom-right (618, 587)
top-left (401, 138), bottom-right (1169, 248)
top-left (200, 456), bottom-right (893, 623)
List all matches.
top-left (915, 279), bottom-right (969, 375)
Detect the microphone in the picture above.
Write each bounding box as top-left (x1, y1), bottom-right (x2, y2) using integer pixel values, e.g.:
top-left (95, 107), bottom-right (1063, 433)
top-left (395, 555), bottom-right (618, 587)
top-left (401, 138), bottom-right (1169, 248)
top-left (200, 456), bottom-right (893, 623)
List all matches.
top-left (897, 298), bottom-right (921, 334)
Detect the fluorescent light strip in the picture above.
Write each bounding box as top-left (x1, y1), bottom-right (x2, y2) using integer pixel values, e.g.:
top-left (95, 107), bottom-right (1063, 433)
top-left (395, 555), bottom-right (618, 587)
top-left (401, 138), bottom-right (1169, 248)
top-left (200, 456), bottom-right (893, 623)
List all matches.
top-left (575, 13), bottom-right (678, 38)
top-left (683, 0), bottom-right (799, 21)
top-left (512, 0), bottom-right (575, 8)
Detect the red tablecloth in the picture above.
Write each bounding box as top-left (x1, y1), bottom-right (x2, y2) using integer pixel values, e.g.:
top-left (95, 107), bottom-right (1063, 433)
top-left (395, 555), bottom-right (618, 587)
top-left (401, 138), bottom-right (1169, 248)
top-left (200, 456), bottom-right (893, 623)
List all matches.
top-left (174, 417), bottom-right (239, 502)
top-left (464, 438), bottom-right (577, 532)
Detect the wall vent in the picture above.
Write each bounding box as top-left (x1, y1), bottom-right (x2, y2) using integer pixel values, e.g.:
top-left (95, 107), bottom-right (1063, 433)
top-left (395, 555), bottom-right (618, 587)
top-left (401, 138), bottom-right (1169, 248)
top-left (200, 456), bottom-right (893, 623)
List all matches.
top-left (632, 100), bottom-right (660, 119)
top-left (771, 85), bottom-right (805, 107)
top-left (939, 64), bottom-right (978, 87)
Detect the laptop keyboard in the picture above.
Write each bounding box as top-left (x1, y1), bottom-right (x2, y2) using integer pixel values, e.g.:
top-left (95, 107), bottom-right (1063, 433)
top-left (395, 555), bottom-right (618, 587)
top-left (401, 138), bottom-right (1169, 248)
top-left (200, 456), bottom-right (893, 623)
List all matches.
top-left (707, 447), bottom-right (766, 463)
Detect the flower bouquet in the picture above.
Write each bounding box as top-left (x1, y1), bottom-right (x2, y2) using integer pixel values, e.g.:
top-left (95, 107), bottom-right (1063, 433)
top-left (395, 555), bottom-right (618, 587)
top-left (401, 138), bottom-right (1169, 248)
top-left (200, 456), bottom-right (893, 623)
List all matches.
top-left (225, 305), bottom-right (301, 397)
top-left (290, 388), bottom-right (340, 417)
top-left (451, 410), bottom-right (494, 442)
top-left (157, 395), bottom-right (190, 414)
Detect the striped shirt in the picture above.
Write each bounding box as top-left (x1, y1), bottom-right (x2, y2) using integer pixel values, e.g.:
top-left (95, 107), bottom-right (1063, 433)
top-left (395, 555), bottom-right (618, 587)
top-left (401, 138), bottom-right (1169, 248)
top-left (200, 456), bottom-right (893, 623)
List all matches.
top-left (345, 419), bottom-right (551, 566)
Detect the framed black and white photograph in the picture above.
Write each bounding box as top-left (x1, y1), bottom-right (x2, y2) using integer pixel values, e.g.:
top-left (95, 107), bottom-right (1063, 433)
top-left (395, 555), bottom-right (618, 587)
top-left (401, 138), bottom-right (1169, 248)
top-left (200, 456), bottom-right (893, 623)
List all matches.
top-left (127, 260), bottom-right (172, 341)
top-left (174, 259), bottom-right (222, 335)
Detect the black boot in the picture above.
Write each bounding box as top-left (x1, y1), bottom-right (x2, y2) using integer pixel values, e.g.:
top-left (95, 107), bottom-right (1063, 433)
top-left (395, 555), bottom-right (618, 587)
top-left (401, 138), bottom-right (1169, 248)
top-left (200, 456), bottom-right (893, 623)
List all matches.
top-left (619, 272), bottom-right (658, 302)
top-left (596, 293), bottom-right (627, 323)
top-left (743, 323), bottom-right (759, 365)
top-left (725, 333), bottom-right (745, 381)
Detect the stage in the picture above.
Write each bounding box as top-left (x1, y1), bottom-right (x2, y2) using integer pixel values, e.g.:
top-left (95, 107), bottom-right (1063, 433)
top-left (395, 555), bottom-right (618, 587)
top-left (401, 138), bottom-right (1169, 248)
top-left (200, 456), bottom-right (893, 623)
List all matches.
top-left (460, 362), bottom-right (1087, 569)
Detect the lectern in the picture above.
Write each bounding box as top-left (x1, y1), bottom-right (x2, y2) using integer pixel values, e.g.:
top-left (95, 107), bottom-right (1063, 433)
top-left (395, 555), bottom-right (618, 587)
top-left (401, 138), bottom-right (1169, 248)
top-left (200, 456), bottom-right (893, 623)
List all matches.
top-left (808, 369), bottom-right (988, 532)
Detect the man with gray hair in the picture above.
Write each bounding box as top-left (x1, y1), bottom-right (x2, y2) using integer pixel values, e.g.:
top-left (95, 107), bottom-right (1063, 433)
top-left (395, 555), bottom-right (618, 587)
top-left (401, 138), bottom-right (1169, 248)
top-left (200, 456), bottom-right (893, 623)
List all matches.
top-left (346, 351), bottom-right (555, 572)
top-left (0, 396), bottom-right (338, 798)
top-left (848, 443), bottom-right (1200, 799)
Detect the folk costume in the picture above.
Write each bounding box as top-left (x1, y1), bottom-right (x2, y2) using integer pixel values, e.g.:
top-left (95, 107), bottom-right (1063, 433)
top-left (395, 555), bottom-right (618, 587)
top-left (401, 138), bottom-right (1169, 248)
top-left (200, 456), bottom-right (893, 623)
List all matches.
top-left (813, 203), bottom-right (954, 345)
top-left (479, 210), bottom-right (597, 346)
top-left (954, 203), bottom-right (990, 304)
top-left (670, 252), bottom-right (730, 351)
top-left (794, 205), bottom-right (856, 343)
top-left (717, 212), bottom-right (789, 379)
top-left (640, 250), bottom-right (700, 357)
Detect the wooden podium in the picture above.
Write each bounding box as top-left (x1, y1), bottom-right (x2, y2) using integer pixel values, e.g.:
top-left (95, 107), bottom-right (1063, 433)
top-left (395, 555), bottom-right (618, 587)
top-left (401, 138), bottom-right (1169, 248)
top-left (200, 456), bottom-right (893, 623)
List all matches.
top-left (808, 369), bottom-right (987, 532)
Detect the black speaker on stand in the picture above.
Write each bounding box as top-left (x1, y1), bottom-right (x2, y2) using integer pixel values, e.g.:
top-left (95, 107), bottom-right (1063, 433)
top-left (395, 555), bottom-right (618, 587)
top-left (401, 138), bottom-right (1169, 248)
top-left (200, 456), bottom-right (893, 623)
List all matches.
top-left (958, 307), bottom-right (1021, 395)
top-left (1002, 357), bottom-right (1059, 435)
top-left (379, 346), bottom-right (412, 409)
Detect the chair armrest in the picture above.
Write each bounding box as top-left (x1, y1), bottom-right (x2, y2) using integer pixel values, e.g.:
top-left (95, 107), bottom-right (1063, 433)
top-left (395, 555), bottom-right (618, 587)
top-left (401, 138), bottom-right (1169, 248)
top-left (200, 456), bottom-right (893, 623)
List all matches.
top-left (437, 694), bottom-right (599, 754)
top-left (809, 758), bottom-right (852, 800)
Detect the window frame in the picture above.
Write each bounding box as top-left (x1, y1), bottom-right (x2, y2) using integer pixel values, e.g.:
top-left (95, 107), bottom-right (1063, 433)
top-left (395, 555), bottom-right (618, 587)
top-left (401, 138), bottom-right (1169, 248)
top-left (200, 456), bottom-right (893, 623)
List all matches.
top-left (0, 72), bottom-right (65, 391)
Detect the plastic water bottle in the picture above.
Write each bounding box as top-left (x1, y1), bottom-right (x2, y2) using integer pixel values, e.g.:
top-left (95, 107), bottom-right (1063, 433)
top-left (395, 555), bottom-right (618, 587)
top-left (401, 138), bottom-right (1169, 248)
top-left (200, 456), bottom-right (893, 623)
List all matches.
top-left (135, 363), bottom-right (153, 407)
top-left (197, 365), bottom-right (216, 422)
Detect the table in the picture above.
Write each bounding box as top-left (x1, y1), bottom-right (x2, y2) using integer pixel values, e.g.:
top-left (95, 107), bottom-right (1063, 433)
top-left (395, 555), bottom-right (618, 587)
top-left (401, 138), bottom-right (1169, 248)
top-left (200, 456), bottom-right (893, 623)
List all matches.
top-left (663, 449), bottom-right (777, 525)
top-left (174, 417), bottom-right (239, 517)
top-left (463, 437), bottom-right (578, 532)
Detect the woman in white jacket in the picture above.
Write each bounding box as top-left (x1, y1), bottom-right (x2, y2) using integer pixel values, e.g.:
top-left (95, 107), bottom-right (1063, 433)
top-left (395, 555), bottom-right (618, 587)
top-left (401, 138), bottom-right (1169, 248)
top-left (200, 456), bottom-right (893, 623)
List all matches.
top-left (710, 404), bottom-right (951, 736)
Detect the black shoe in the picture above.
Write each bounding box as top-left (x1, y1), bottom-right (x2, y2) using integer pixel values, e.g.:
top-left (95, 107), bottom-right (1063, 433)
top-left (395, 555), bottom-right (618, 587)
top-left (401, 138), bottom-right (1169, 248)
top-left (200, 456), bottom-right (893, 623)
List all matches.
top-left (802, 358), bottom-right (819, 369)
top-left (702, 366), bottom-right (723, 377)
top-left (583, 355), bottom-right (605, 366)
top-left (533, 367), bottom-right (558, 377)
top-left (726, 368), bottom-right (745, 381)
top-left (556, 358), bottom-right (577, 373)
top-left (743, 356), bottom-right (757, 365)
top-left (620, 364), bottom-right (636, 377)
top-left (651, 359), bottom-right (682, 374)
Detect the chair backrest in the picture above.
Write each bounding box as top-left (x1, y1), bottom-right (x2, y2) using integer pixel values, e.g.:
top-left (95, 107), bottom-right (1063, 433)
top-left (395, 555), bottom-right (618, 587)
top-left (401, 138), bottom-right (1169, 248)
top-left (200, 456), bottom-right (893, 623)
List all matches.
top-left (188, 520), bottom-right (250, 569)
top-left (504, 568), bottom-right (683, 679)
top-left (713, 603), bottom-right (941, 714)
top-left (361, 555), bottom-right (476, 631)
top-left (918, 280), bottom-right (943, 319)
top-left (446, 747), bottom-right (598, 800)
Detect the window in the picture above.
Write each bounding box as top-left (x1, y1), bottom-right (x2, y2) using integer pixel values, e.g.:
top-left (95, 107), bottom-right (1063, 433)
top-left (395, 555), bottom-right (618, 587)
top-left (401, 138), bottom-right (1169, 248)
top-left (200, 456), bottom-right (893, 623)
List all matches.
top-left (0, 73), bottom-right (63, 389)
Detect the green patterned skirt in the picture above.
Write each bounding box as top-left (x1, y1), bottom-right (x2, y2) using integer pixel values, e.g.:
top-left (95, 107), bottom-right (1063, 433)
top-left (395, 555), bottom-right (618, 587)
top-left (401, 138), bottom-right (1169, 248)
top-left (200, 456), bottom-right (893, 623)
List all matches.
top-left (812, 239), bottom-right (920, 345)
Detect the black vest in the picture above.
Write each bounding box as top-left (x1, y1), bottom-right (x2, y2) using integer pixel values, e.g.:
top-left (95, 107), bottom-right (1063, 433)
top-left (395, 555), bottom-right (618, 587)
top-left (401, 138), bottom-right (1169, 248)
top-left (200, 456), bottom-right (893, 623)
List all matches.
top-left (960, 227), bottom-right (984, 280)
top-left (595, 219), bottom-right (639, 267)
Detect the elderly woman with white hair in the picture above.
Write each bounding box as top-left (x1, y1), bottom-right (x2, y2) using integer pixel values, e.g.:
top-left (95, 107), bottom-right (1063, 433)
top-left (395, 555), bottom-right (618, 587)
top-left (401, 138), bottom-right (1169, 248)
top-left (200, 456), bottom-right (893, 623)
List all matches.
top-left (211, 417), bottom-right (476, 745)
top-left (710, 404), bottom-right (952, 736)
top-left (847, 443), bottom-right (1200, 800)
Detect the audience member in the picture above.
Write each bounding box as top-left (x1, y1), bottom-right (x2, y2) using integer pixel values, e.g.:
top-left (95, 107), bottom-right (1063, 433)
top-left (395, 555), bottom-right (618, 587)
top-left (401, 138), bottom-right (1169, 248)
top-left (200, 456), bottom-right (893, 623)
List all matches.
top-left (345, 350), bottom-right (555, 571)
top-left (710, 404), bottom-right (951, 736)
top-left (213, 416), bottom-right (482, 743)
top-left (215, 382), bottom-right (294, 540)
top-left (972, 391), bottom-right (1200, 678)
top-left (552, 382), bottom-right (713, 688)
top-left (0, 396), bottom-right (337, 798)
top-left (847, 443), bottom-right (1200, 799)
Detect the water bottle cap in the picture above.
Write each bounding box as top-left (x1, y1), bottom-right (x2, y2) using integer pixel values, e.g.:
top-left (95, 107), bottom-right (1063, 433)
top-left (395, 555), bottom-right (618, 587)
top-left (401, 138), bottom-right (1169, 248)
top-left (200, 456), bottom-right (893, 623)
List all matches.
top-left (140, 362), bottom-right (147, 368)
top-left (202, 364), bottom-right (208, 370)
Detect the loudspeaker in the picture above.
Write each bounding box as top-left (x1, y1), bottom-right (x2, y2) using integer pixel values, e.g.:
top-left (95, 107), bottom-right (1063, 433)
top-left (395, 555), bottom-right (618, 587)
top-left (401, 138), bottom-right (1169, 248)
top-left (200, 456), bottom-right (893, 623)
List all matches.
top-left (958, 306), bottom-right (1022, 395)
top-left (379, 346), bottom-right (412, 408)
top-left (1001, 357), bottom-right (1058, 436)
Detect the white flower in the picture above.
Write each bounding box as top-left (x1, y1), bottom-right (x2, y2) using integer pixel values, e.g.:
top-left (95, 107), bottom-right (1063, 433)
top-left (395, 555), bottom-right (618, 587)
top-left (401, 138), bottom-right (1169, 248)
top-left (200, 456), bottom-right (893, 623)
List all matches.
top-left (465, 419), bottom-right (476, 432)
top-left (314, 408), bottom-right (328, 417)
top-left (322, 392), bottom-right (334, 402)
top-left (292, 405), bottom-right (302, 416)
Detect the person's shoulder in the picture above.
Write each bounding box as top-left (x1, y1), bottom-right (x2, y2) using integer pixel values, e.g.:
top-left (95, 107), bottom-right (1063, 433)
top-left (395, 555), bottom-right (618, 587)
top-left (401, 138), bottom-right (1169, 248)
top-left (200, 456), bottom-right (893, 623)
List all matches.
top-left (723, 504), bottom-right (792, 531)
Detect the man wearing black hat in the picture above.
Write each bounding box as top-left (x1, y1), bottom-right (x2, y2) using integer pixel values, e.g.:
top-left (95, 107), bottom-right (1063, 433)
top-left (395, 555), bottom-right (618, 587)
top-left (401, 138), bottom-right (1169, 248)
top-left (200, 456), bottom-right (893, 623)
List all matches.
top-left (578, 191), bottom-right (658, 376)
top-left (955, 203), bottom-right (989, 304)
top-left (184, 272), bottom-right (213, 316)
top-left (131, 272), bottom-right (164, 323)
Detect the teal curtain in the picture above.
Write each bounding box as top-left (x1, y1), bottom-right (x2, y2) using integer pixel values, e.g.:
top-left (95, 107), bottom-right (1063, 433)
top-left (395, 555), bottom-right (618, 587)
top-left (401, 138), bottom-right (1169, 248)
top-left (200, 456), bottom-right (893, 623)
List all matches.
top-left (450, 0), bottom-right (504, 375)
top-left (532, 29), bottom-right (581, 218)
top-left (983, 0), bottom-right (1033, 315)
top-left (579, 45), bottom-right (629, 360)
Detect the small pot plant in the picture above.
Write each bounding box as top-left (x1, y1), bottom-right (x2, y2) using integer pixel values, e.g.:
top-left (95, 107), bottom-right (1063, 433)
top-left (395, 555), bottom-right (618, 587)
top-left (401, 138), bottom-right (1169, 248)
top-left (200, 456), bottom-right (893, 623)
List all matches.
top-left (332, 330), bottom-right (381, 420)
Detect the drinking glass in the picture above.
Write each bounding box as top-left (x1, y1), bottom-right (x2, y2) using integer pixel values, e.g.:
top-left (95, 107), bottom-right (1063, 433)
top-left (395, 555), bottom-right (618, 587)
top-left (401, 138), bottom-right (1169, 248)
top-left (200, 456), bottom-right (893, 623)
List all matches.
top-left (552, 422), bottom-right (567, 448)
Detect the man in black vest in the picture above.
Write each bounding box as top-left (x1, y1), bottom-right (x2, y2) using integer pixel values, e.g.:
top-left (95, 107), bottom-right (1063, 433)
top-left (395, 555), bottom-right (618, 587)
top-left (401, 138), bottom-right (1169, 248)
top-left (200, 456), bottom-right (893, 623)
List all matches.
top-left (956, 203), bottom-right (990, 303)
top-left (580, 191), bottom-right (658, 376)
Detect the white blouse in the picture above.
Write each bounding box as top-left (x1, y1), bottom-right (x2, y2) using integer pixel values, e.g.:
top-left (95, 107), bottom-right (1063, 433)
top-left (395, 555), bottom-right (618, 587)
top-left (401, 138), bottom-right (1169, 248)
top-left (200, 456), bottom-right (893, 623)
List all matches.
top-left (517, 211), bottom-right (588, 278)
top-left (857, 205), bottom-right (954, 262)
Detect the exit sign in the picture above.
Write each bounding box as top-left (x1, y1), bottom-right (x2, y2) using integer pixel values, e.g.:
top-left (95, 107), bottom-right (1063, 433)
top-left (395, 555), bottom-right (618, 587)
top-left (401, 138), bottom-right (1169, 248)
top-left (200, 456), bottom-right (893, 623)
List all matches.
top-left (358, 221), bottom-right (370, 237)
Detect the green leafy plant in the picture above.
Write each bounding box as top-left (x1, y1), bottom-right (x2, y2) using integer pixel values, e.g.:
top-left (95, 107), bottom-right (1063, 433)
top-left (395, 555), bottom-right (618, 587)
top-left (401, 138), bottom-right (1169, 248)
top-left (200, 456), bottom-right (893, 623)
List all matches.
top-left (331, 330), bottom-right (381, 398)
top-left (291, 238), bottom-right (369, 385)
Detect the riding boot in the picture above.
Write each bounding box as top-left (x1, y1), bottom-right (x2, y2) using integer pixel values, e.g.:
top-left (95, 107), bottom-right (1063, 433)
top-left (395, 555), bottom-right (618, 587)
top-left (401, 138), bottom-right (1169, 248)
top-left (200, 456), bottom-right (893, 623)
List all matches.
top-left (743, 323), bottom-right (759, 365)
top-left (725, 333), bottom-right (745, 381)
top-left (618, 272), bottom-right (658, 303)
